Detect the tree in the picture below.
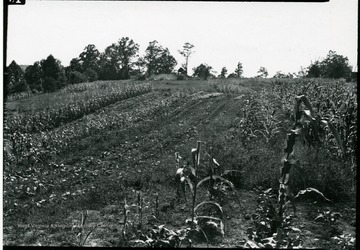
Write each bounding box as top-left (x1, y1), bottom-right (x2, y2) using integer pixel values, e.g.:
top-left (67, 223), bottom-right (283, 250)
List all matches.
top-left (157, 48), bottom-right (177, 74)
top-left (178, 42), bottom-right (195, 76)
top-left (69, 58), bottom-right (83, 73)
top-left (98, 48), bottom-right (120, 80)
top-left (79, 44), bottom-right (100, 73)
top-left (40, 55), bottom-right (67, 92)
top-left (116, 37), bottom-right (140, 79)
top-left (295, 66), bottom-right (307, 78)
top-left (273, 71), bottom-right (294, 79)
top-left (227, 73), bottom-right (238, 78)
top-left (320, 50), bottom-right (352, 79)
top-left (65, 58), bottom-right (88, 84)
top-left (306, 60), bottom-right (322, 78)
top-left (134, 56), bottom-right (146, 76)
top-left (5, 60), bottom-right (29, 96)
top-left (234, 62), bottom-right (243, 78)
top-left (25, 62), bottom-right (44, 92)
top-left (306, 51), bottom-right (352, 79)
top-left (193, 63), bottom-right (213, 80)
top-left (99, 37), bottom-right (139, 79)
top-left (145, 40), bottom-right (164, 76)
top-left (144, 40), bottom-right (177, 76)
top-left (257, 66), bottom-right (268, 78)
top-left (220, 67), bottom-right (228, 78)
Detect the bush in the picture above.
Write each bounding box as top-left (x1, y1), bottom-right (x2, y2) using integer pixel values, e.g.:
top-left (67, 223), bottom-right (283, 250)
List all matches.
top-left (84, 68), bottom-right (98, 82)
top-left (42, 77), bottom-right (62, 92)
top-left (177, 74), bottom-right (187, 80)
top-left (137, 74), bottom-right (147, 80)
top-left (67, 71), bottom-right (88, 84)
top-left (10, 80), bottom-right (30, 94)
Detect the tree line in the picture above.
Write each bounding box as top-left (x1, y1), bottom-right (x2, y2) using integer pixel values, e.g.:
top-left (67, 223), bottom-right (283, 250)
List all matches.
top-left (5, 36), bottom-right (354, 99)
top-left (4, 38), bottom-right (193, 97)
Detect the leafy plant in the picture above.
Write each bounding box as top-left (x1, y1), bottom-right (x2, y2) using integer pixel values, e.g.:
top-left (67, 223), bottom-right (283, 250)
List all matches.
top-left (182, 142), bottom-right (235, 244)
top-left (76, 210), bottom-right (97, 246)
top-left (244, 93), bottom-right (347, 248)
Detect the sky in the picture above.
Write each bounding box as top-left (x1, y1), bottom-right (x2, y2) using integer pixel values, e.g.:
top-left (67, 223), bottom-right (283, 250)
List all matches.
top-left (5, 0), bottom-right (358, 77)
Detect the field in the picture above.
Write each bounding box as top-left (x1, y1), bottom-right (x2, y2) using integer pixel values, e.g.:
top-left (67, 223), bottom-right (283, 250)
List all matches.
top-left (3, 77), bottom-right (357, 248)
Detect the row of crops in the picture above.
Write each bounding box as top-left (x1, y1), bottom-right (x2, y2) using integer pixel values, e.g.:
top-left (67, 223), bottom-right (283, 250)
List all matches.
top-left (3, 78), bottom-right (357, 247)
top-left (3, 88), bottom-right (194, 219)
top-left (120, 78), bottom-right (357, 248)
top-left (3, 89), bottom-right (189, 168)
top-left (4, 81), bottom-right (154, 216)
top-left (211, 78), bottom-right (357, 160)
top-left (4, 81), bottom-right (153, 134)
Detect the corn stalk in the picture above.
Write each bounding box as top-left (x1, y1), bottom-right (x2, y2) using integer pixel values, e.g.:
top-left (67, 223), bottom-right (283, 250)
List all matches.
top-left (276, 94), bottom-right (340, 247)
top-left (191, 141), bottom-right (202, 225)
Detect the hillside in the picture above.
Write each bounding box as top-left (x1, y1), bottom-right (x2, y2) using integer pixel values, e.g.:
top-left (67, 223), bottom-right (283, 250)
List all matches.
top-left (3, 78), bottom-right (356, 248)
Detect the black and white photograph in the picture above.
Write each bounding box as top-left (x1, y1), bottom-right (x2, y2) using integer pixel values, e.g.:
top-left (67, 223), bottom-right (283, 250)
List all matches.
top-left (2, 0), bottom-right (357, 247)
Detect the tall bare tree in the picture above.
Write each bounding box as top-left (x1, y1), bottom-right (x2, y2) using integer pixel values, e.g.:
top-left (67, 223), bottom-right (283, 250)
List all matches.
top-left (178, 42), bottom-right (195, 76)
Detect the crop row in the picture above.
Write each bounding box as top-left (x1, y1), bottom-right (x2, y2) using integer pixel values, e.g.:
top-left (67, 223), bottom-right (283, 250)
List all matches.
top-left (3, 90), bottom-right (193, 219)
top-left (5, 82), bottom-right (153, 134)
top-left (211, 78), bottom-right (357, 161)
top-left (3, 91), bottom-right (188, 169)
top-left (270, 78), bottom-right (357, 159)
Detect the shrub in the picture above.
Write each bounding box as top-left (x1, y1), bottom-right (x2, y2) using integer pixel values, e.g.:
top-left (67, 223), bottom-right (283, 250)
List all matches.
top-left (137, 74), bottom-right (147, 80)
top-left (67, 71), bottom-right (88, 84)
top-left (177, 74), bottom-right (187, 80)
top-left (42, 77), bottom-right (62, 92)
top-left (84, 68), bottom-right (98, 82)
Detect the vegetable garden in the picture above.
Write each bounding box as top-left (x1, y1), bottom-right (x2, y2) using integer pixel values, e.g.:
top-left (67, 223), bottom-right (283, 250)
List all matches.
top-left (3, 78), bottom-right (356, 248)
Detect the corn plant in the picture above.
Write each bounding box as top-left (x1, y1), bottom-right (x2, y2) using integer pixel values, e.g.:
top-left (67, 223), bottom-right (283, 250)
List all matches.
top-left (175, 142), bottom-right (237, 244)
top-left (120, 198), bottom-right (131, 245)
top-left (155, 192), bottom-right (159, 219)
top-left (244, 93), bottom-right (345, 248)
top-left (5, 81), bottom-right (153, 134)
top-left (253, 89), bottom-right (282, 143)
top-left (77, 210), bottom-right (97, 246)
top-left (174, 152), bottom-right (187, 203)
top-left (276, 94), bottom-right (346, 247)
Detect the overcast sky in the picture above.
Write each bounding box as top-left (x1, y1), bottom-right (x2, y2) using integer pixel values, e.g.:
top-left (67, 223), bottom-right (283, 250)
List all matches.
top-left (6, 0), bottom-right (358, 77)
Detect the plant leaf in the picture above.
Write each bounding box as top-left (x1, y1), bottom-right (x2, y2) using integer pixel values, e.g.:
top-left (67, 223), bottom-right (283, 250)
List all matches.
top-left (294, 187), bottom-right (331, 202)
top-left (197, 175), bottom-right (234, 189)
top-left (297, 95), bottom-right (315, 117)
top-left (194, 215), bottom-right (223, 222)
top-left (187, 166), bottom-right (196, 177)
top-left (245, 240), bottom-right (261, 248)
top-left (303, 109), bottom-right (314, 120)
top-left (221, 170), bottom-right (243, 176)
top-left (184, 176), bottom-right (194, 193)
top-left (194, 201), bottom-right (223, 217)
top-left (212, 158), bottom-right (220, 167)
top-left (321, 119), bottom-right (345, 156)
